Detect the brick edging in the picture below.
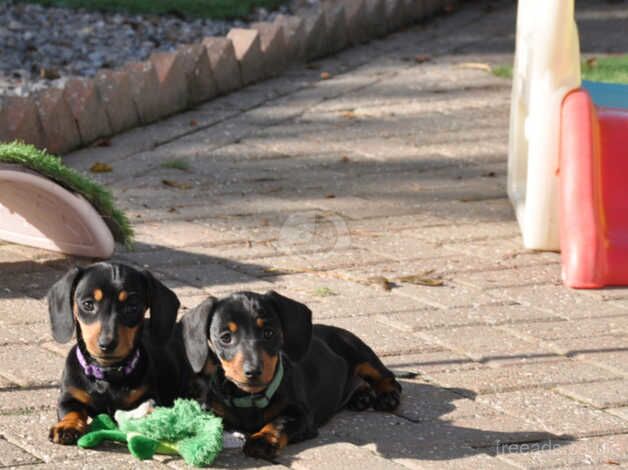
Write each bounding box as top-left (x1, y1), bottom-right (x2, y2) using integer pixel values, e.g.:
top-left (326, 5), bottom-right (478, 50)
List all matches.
top-left (0, 0), bottom-right (450, 155)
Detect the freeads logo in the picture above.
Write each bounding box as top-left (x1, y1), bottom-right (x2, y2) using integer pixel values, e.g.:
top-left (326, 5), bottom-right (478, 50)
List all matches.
top-left (274, 211), bottom-right (351, 254)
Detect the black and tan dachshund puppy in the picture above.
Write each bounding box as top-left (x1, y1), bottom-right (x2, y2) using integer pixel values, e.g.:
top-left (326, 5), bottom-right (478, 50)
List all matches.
top-left (182, 290), bottom-right (402, 459)
top-left (47, 262), bottom-right (188, 445)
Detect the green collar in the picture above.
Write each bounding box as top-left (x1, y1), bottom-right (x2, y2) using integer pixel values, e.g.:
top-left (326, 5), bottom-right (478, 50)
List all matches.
top-left (220, 356), bottom-right (284, 409)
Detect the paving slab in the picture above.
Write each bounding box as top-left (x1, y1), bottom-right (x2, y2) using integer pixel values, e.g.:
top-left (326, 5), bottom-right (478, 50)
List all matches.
top-left (274, 14), bottom-right (306, 62)
top-left (0, 297), bottom-right (48, 324)
top-left (489, 284), bottom-right (628, 320)
top-left (0, 320), bottom-right (49, 345)
top-left (309, 293), bottom-right (425, 319)
top-left (0, 95), bottom-right (45, 148)
top-left (477, 389), bottom-right (628, 438)
top-left (606, 406), bottom-right (628, 421)
top-left (250, 21), bottom-right (289, 78)
top-left (425, 359), bottom-right (620, 395)
top-left (278, 442), bottom-right (408, 470)
top-left (497, 434), bottom-right (628, 469)
top-left (227, 28), bottom-right (265, 85)
top-left (124, 60), bottom-right (163, 124)
top-left (364, 0), bottom-right (387, 38)
top-left (393, 378), bottom-right (500, 423)
top-left (0, 267), bottom-right (65, 300)
top-left (322, 316), bottom-right (425, 356)
top-left (394, 281), bottom-right (504, 310)
top-left (0, 409), bottom-right (94, 463)
top-left (166, 448), bottom-right (286, 469)
top-left (301, 6), bottom-right (328, 60)
top-left (0, 438), bottom-right (40, 467)
top-left (382, 303), bottom-right (564, 332)
top-left (539, 335), bottom-right (628, 358)
top-left (418, 325), bottom-right (558, 365)
top-left (0, 387), bottom-right (57, 414)
top-left (202, 37), bottom-right (243, 95)
top-left (94, 68), bottom-right (141, 134)
top-left (383, 350), bottom-right (482, 376)
top-left (323, 2), bottom-right (349, 55)
top-left (400, 451), bottom-right (521, 470)
top-left (576, 350), bottom-right (628, 376)
top-left (178, 42), bottom-right (218, 106)
top-left (150, 53), bottom-right (189, 117)
top-left (0, 345), bottom-right (64, 387)
top-left (499, 316), bottom-right (628, 342)
top-left (33, 87), bottom-right (81, 154)
top-left (556, 380), bottom-right (628, 409)
top-left (62, 77), bottom-right (112, 145)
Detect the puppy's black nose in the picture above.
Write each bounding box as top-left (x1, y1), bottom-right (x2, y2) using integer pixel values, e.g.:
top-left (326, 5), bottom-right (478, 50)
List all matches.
top-left (98, 338), bottom-right (117, 353)
top-left (244, 366), bottom-right (262, 379)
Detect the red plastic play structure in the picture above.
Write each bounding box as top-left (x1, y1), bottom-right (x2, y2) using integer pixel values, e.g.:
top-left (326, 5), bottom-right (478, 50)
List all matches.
top-left (559, 84), bottom-right (628, 288)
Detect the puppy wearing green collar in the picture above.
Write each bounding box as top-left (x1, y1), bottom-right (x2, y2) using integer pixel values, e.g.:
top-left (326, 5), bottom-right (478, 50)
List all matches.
top-left (181, 290), bottom-right (402, 459)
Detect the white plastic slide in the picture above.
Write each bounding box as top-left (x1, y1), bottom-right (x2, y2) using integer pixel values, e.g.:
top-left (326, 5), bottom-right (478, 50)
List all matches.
top-left (507, 0), bottom-right (581, 250)
top-left (0, 164), bottom-right (114, 258)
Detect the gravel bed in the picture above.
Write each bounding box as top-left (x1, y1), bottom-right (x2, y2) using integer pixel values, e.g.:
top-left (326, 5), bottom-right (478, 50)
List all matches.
top-left (0, 1), bottom-right (293, 97)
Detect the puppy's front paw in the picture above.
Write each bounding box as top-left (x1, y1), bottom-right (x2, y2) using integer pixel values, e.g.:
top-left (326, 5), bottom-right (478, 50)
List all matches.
top-left (243, 434), bottom-right (280, 459)
top-left (347, 387), bottom-right (375, 411)
top-left (49, 411), bottom-right (88, 445)
top-left (374, 378), bottom-right (402, 411)
top-left (49, 421), bottom-right (85, 445)
top-left (374, 389), bottom-right (401, 411)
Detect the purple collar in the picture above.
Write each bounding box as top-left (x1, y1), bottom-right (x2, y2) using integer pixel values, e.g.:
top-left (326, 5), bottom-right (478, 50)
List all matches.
top-left (76, 346), bottom-right (141, 381)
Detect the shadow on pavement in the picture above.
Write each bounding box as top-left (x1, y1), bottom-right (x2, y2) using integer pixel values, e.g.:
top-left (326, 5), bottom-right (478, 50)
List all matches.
top-left (0, 244), bottom-right (271, 300)
top-left (277, 380), bottom-right (572, 465)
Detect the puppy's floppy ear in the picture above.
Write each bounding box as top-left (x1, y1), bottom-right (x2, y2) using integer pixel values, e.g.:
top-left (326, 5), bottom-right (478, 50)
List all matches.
top-left (265, 290), bottom-right (312, 361)
top-left (182, 297), bottom-right (217, 373)
top-left (143, 270), bottom-right (180, 343)
top-left (47, 266), bottom-right (83, 343)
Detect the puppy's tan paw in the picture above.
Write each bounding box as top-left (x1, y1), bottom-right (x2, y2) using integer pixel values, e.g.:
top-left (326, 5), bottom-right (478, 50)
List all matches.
top-left (49, 412), bottom-right (87, 445)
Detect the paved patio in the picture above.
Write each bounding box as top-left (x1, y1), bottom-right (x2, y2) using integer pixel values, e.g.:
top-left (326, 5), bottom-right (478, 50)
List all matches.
top-left (1, 0), bottom-right (627, 468)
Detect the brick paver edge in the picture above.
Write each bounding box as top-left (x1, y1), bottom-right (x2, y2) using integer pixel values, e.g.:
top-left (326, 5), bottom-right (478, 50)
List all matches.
top-left (0, 0), bottom-right (451, 155)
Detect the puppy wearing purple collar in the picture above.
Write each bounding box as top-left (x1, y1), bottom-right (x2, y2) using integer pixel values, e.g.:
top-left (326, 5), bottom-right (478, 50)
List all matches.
top-left (46, 262), bottom-right (188, 445)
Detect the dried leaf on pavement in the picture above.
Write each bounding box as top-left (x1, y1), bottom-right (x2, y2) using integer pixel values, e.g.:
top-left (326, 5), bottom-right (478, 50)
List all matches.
top-left (367, 276), bottom-right (394, 291)
top-left (89, 162), bottom-right (112, 173)
top-left (457, 62), bottom-right (492, 72)
top-left (162, 179), bottom-right (192, 190)
top-left (92, 138), bottom-right (112, 147)
top-left (398, 272), bottom-right (444, 287)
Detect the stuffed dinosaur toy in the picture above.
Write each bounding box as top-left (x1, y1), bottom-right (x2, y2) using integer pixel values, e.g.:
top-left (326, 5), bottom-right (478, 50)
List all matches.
top-left (77, 399), bottom-right (225, 467)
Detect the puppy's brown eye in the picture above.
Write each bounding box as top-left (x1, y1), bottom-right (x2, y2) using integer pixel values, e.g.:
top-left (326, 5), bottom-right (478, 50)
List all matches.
top-left (82, 300), bottom-right (95, 312)
top-left (263, 328), bottom-right (274, 340)
top-left (220, 332), bottom-right (232, 344)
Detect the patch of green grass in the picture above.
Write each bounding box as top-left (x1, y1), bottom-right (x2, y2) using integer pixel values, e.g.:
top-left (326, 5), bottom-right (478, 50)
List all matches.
top-left (491, 65), bottom-right (513, 79)
top-left (0, 141), bottom-right (133, 247)
top-left (161, 159), bottom-right (191, 171)
top-left (18, 0), bottom-right (286, 20)
top-left (582, 55), bottom-right (628, 84)
top-left (313, 287), bottom-right (337, 297)
top-left (491, 55), bottom-right (628, 85)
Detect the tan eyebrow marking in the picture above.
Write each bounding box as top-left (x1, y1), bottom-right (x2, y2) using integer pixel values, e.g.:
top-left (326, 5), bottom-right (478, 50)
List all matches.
top-left (93, 289), bottom-right (103, 302)
top-left (256, 318), bottom-right (265, 328)
top-left (227, 322), bottom-right (238, 333)
top-left (118, 290), bottom-right (128, 302)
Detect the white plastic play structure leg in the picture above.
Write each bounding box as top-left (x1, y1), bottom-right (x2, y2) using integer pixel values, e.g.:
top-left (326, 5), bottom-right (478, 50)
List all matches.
top-left (507, 0), bottom-right (581, 250)
top-left (0, 165), bottom-right (114, 258)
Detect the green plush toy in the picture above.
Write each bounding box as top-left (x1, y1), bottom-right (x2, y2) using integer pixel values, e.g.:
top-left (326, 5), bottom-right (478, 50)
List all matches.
top-left (77, 399), bottom-right (223, 467)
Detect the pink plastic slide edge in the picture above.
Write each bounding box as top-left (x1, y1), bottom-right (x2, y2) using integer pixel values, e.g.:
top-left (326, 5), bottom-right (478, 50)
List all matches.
top-left (0, 164), bottom-right (114, 258)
